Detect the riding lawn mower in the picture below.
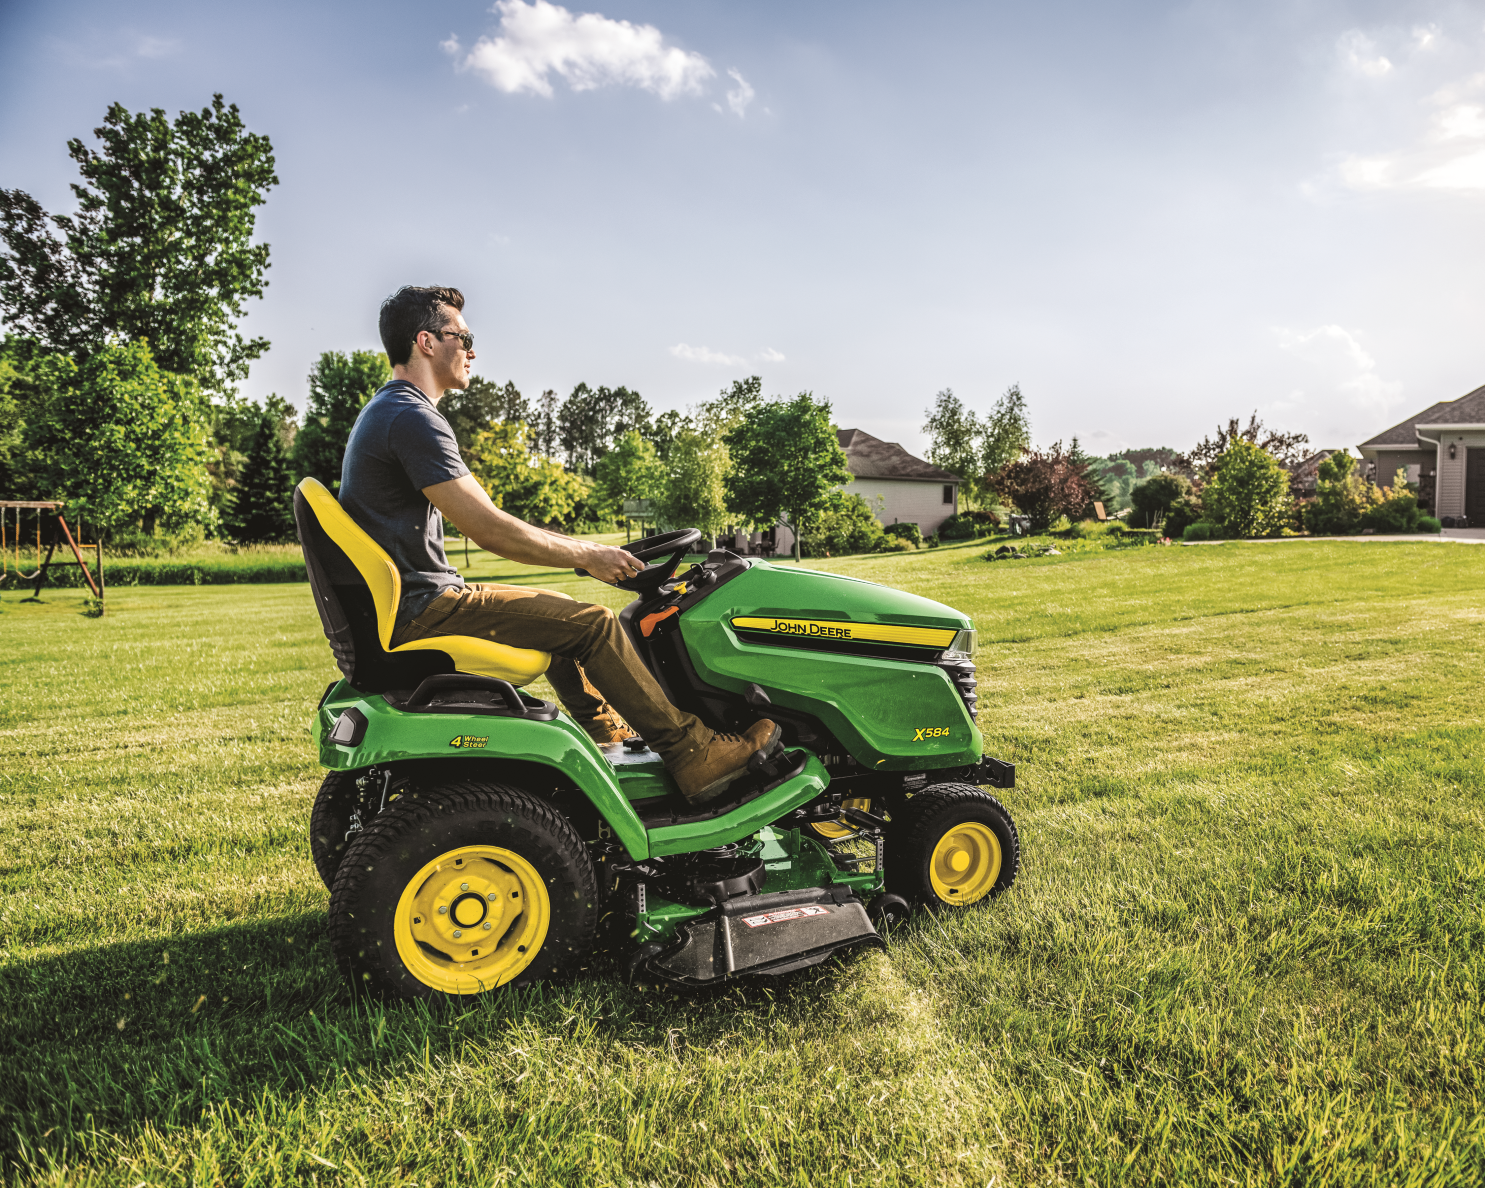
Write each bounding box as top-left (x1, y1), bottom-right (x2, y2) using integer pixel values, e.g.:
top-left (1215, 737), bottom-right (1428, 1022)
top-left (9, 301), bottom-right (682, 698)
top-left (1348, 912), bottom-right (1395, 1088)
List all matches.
top-left (295, 477), bottom-right (1019, 999)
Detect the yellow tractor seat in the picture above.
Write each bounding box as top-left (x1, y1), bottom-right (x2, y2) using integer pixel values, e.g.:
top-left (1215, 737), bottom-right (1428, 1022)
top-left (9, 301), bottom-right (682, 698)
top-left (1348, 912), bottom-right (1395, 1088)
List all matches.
top-left (293, 477), bottom-right (550, 693)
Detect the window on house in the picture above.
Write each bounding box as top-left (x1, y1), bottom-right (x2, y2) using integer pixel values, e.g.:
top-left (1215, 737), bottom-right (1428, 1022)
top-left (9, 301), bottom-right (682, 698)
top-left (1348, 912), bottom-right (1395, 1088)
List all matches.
top-left (942, 484), bottom-right (954, 504)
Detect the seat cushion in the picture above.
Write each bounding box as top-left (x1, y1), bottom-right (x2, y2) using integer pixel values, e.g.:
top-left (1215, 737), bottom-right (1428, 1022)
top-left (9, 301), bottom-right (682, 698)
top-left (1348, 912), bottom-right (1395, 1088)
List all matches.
top-left (392, 636), bottom-right (550, 686)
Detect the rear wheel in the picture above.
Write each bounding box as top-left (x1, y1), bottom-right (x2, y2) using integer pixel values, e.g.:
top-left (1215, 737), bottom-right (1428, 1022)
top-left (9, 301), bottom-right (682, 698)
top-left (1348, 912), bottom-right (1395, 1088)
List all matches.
top-left (309, 771), bottom-right (365, 889)
top-left (328, 783), bottom-right (598, 1000)
top-left (888, 784), bottom-right (1019, 907)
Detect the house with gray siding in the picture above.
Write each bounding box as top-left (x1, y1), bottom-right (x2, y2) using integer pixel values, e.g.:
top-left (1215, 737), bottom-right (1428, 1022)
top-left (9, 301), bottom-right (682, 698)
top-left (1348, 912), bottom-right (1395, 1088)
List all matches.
top-left (836, 428), bottom-right (961, 537)
top-left (1358, 382), bottom-right (1485, 523)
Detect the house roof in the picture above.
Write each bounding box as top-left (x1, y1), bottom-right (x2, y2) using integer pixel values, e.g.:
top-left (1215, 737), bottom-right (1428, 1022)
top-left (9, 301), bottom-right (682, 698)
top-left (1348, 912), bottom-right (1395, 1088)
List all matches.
top-left (837, 428), bottom-right (960, 483)
top-left (1360, 383), bottom-right (1485, 448)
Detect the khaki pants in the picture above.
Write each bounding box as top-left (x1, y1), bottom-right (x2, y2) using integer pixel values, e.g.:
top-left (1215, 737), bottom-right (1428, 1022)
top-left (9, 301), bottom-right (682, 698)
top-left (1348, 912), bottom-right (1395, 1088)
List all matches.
top-left (391, 583), bottom-right (709, 760)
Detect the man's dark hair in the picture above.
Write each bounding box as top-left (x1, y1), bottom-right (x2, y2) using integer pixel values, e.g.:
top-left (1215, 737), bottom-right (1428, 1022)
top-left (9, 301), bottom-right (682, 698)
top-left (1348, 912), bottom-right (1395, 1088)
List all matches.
top-left (378, 286), bottom-right (465, 366)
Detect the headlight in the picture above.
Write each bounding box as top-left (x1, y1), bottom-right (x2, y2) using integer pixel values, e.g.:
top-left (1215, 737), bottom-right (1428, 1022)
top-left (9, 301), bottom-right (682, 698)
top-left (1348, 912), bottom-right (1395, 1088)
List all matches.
top-left (943, 628), bottom-right (977, 659)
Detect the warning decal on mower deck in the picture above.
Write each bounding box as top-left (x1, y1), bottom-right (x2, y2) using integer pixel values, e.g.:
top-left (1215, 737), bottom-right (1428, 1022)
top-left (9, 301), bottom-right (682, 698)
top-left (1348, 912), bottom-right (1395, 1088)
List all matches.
top-left (741, 905), bottom-right (831, 928)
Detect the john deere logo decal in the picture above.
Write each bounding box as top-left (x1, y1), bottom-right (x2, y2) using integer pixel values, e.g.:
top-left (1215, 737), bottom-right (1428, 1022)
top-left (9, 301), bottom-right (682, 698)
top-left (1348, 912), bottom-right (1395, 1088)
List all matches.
top-left (730, 617), bottom-right (957, 649)
top-left (448, 735), bottom-right (488, 750)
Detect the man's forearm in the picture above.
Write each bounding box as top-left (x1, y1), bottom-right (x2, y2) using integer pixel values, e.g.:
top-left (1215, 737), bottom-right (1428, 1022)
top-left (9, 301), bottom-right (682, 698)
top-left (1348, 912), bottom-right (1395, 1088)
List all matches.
top-left (423, 474), bottom-right (593, 567)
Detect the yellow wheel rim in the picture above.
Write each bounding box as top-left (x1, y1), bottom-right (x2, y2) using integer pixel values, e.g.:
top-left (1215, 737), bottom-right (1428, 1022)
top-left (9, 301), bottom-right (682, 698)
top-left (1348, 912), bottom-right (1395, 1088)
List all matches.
top-left (808, 798), bottom-right (873, 840)
top-left (393, 845), bottom-right (551, 994)
top-left (928, 821), bottom-right (1001, 905)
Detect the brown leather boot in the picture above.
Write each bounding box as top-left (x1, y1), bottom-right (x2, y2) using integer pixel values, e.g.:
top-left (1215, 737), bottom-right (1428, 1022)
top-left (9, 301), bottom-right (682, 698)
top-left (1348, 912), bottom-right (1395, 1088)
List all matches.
top-left (666, 720), bottom-right (781, 805)
top-left (579, 708), bottom-right (635, 748)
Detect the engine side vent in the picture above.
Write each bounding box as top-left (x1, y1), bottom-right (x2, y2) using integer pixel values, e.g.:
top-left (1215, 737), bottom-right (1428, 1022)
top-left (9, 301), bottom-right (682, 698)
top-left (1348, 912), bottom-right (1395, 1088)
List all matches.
top-left (936, 658), bottom-right (977, 721)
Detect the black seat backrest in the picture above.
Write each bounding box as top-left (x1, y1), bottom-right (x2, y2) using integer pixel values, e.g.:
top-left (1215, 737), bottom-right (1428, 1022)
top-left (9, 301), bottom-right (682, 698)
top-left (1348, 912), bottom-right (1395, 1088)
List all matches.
top-left (293, 484), bottom-right (456, 694)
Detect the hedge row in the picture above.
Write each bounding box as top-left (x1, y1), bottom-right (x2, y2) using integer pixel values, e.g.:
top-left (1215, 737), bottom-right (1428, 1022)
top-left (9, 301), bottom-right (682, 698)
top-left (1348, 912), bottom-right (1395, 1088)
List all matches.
top-left (24, 558), bottom-right (308, 588)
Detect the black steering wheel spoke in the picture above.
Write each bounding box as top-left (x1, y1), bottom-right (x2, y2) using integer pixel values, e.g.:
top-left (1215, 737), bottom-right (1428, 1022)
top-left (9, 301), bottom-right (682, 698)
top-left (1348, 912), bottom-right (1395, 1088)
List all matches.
top-left (575, 528), bottom-right (703, 593)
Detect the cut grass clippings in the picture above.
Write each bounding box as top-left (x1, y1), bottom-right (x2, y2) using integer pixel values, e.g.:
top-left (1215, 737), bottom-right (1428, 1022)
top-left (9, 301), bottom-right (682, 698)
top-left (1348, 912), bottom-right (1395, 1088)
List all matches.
top-left (0, 540), bottom-right (1482, 1185)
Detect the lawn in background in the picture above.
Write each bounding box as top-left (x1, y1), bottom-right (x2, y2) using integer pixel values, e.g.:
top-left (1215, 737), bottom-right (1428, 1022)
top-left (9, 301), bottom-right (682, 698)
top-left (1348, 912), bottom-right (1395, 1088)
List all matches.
top-left (0, 539), bottom-right (1481, 1186)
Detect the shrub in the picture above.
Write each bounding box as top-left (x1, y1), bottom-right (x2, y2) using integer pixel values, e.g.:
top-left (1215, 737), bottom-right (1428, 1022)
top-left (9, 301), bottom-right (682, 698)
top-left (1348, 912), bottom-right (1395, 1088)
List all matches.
top-left (1202, 439), bottom-right (1292, 538)
top-left (1068, 519), bottom-right (1116, 540)
top-left (799, 491), bottom-right (886, 557)
top-left (1183, 521), bottom-right (1223, 541)
top-left (1359, 469), bottom-right (1421, 534)
top-left (937, 510), bottom-right (999, 541)
top-left (1417, 515), bottom-right (1442, 533)
top-left (1129, 473), bottom-right (1192, 529)
top-left (1304, 452), bottom-right (1381, 535)
top-left (1164, 493), bottom-right (1203, 540)
top-left (883, 522), bottom-right (922, 547)
top-left (989, 444), bottom-right (1096, 532)
top-left (876, 536), bottom-right (916, 553)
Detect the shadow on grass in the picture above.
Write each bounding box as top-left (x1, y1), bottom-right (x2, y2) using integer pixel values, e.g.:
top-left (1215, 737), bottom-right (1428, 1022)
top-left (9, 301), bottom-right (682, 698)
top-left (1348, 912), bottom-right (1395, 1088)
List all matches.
top-left (0, 907), bottom-right (870, 1167)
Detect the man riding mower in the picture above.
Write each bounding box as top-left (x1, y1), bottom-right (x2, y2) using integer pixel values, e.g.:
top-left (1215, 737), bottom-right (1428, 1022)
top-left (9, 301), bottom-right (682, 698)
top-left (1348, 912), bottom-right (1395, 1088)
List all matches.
top-left (298, 285), bottom-right (1019, 999)
top-left (299, 490), bottom-right (1019, 996)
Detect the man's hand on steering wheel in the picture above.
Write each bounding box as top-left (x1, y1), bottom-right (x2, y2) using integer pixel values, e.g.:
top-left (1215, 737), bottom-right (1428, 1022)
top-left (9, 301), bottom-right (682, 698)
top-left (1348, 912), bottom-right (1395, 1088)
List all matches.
top-left (579, 542), bottom-right (647, 585)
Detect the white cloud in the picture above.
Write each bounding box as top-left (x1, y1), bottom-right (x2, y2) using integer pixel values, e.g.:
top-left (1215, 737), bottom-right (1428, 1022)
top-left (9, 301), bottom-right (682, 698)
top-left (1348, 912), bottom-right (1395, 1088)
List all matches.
top-left (670, 343), bottom-right (745, 366)
top-left (1415, 148), bottom-right (1485, 189)
top-left (1338, 30), bottom-right (1393, 77)
top-left (444, 0), bottom-right (713, 99)
top-left (1275, 326), bottom-right (1402, 411)
top-left (1436, 103), bottom-right (1485, 140)
top-left (1324, 28), bottom-right (1485, 195)
top-left (759, 347), bottom-right (785, 363)
top-left (725, 68), bottom-right (754, 117)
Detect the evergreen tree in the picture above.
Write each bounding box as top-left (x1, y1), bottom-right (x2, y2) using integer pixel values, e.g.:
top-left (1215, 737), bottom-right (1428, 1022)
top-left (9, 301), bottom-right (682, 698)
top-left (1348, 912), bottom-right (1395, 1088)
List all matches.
top-left (226, 400), bottom-right (295, 541)
top-left (1067, 436), bottom-right (1109, 516)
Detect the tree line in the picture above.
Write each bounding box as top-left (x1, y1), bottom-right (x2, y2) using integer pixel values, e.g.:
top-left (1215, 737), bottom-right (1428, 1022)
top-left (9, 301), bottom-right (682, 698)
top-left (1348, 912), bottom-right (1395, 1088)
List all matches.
top-left (0, 96), bottom-right (862, 559)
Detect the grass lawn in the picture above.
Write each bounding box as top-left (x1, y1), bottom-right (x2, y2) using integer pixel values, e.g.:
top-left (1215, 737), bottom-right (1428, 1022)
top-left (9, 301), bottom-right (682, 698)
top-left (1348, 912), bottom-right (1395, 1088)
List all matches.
top-left (0, 538), bottom-right (1481, 1186)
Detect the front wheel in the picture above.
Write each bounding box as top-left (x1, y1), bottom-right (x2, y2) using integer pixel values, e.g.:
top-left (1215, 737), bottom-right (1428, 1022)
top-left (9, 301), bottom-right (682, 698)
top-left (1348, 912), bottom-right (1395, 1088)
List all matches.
top-left (328, 783), bottom-right (598, 1000)
top-left (887, 784), bottom-right (1019, 907)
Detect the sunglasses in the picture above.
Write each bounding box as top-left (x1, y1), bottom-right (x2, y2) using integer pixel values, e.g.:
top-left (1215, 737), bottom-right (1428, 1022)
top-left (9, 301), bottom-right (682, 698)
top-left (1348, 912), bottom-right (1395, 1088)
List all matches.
top-left (431, 327), bottom-right (475, 351)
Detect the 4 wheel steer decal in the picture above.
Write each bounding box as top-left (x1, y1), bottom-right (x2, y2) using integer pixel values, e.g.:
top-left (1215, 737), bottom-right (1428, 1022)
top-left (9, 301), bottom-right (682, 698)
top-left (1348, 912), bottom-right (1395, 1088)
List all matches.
top-left (448, 735), bottom-right (489, 750)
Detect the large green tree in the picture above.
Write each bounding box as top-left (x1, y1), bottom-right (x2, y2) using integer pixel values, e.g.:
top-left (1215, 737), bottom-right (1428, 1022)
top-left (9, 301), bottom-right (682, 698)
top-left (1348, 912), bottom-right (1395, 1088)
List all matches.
top-left (922, 383), bottom-right (1030, 508)
top-left (21, 339), bottom-right (212, 533)
top-left (654, 427), bottom-right (731, 547)
top-left (439, 377), bottom-right (529, 456)
top-left (593, 429), bottom-right (664, 524)
top-left (291, 350), bottom-right (390, 488)
top-left (557, 383), bottom-right (651, 475)
top-left (1202, 439), bottom-right (1293, 538)
top-left (224, 400), bottom-right (295, 542)
top-left (0, 95), bottom-right (278, 396)
top-left (724, 393), bottom-right (852, 564)
top-left (465, 422), bottom-right (589, 527)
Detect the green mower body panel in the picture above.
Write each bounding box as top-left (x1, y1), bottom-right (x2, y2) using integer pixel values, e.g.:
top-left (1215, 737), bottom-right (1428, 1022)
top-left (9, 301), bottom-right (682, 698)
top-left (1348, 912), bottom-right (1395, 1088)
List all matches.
top-left (674, 563), bottom-right (982, 769)
top-left (315, 681), bottom-right (829, 862)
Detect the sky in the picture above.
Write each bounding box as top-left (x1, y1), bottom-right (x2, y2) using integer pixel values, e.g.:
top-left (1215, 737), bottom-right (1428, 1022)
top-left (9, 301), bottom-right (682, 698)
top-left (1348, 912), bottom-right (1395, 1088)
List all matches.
top-left (2, 0), bottom-right (1483, 460)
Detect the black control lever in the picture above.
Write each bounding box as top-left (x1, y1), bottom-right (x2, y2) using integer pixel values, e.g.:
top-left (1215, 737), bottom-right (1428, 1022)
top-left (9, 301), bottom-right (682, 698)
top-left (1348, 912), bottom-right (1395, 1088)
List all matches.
top-left (842, 806), bottom-right (891, 832)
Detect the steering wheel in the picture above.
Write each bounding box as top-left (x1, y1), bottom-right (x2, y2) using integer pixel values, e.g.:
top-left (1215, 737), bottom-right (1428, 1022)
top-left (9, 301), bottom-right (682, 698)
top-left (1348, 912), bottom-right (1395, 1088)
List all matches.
top-left (575, 528), bottom-right (703, 593)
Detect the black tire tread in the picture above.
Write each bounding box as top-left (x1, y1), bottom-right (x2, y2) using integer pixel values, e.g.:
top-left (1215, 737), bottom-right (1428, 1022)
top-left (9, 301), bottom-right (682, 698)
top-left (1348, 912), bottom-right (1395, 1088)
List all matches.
top-left (309, 770), bottom-right (362, 890)
top-left (887, 782), bottom-right (1020, 906)
top-left (328, 782), bottom-right (598, 999)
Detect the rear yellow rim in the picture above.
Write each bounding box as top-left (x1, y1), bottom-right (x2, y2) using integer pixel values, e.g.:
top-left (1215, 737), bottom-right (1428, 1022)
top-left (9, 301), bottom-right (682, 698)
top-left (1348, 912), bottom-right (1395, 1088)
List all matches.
top-left (929, 822), bottom-right (1001, 905)
top-left (393, 845), bottom-right (550, 994)
top-left (808, 798), bottom-right (873, 840)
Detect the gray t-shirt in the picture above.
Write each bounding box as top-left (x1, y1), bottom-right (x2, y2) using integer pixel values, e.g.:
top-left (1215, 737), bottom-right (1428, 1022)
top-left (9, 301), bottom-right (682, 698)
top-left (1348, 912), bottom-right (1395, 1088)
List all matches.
top-left (339, 380), bottom-right (468, 625)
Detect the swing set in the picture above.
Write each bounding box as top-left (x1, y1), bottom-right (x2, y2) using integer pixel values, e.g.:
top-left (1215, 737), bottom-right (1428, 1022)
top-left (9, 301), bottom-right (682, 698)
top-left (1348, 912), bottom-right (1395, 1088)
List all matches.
top-left (0, 500), bottom-right (105, 612)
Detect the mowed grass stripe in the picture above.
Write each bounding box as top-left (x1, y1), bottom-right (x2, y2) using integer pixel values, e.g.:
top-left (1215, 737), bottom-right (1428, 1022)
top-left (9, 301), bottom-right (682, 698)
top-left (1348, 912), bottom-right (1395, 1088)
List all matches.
top-left (0, 540), bottom-right (1481, 1186)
